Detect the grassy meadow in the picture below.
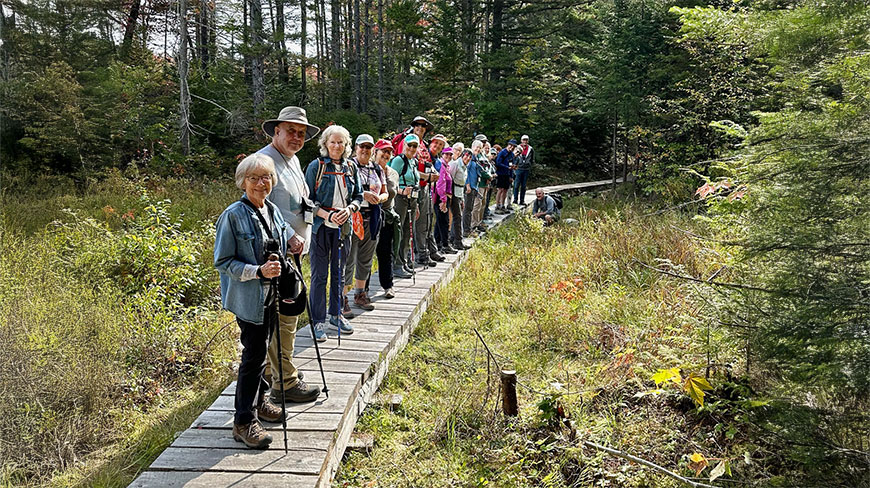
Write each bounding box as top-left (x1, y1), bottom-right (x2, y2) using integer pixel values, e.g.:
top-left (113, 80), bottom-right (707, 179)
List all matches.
top-left (336, 192), bottom-right (810, 487)
top-left (0, 170), bottom-right (240, 487)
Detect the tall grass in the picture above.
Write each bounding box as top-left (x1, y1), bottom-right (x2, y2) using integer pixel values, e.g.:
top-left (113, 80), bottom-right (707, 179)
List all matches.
top-left (337, 191), bottom-right (811, 487)
top-left (0, 172), bottom-right (239, 486)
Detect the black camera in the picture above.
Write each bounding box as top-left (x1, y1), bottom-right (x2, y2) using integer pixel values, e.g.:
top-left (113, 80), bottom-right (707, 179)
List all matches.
top-left (262, 238), bottom-right (306, 316)
top-left (263, 238), bottom-right (281, 260)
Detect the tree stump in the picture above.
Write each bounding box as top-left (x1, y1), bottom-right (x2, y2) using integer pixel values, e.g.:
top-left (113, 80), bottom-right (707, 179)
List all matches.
top-left (501, 370), bottom-right (518, 416)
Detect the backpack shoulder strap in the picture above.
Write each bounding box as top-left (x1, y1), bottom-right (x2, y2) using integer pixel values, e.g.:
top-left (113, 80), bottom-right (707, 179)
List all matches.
top-left (314, 157), bottom-right (327, 191)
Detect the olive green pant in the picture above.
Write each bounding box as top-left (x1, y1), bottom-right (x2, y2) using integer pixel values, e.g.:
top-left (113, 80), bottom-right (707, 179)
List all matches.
top-left (264, 313), bottom-right (300, 391)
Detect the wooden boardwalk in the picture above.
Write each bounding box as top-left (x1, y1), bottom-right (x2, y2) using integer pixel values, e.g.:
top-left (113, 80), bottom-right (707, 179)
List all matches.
top-left (130, 179), bottom-right (618, 488)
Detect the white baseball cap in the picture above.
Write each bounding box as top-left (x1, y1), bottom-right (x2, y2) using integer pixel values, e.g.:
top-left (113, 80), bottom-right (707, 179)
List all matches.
top-left (355, 134), bottom-right (375, 146)
top-left (521, 134), bottom-right (530, 141)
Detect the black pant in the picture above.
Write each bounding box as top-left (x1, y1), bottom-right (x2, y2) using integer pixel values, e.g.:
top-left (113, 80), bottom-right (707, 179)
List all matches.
top-left (434, 196), bottom-right (450, 248)
top-left (376, 219), bottom-right (395, 290)
top-left (234, 306), bottom-right (275, 425)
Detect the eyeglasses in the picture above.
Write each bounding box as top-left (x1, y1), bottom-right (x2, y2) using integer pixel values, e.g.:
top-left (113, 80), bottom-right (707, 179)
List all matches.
top-left (246, 174), bottom-right (273, 183)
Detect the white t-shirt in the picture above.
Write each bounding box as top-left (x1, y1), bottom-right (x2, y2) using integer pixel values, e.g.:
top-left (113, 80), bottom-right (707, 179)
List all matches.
top-left (325, 163), bottom-right (348, 229)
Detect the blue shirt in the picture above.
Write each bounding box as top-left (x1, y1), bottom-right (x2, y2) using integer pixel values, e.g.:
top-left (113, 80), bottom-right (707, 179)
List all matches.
top-left (466, 158), bottom-right (481, 190)
top-left (214, 197), bottom-right (293, 324)
top-left (305, 157), bottom-right (363, 235)
top-left (495, 149), bottom-right (514, 176)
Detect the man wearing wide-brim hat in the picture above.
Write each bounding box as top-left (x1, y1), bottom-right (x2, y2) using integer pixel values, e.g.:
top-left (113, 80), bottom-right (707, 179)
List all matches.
top-left (257, 106), bottom-right (322, 405)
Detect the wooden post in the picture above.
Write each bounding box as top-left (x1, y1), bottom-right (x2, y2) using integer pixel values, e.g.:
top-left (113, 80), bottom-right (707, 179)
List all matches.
top-left (501, 370), bottom-right (518, 416)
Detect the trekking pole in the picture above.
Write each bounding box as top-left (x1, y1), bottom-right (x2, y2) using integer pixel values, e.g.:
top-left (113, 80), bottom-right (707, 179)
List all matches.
top-left (292, 253), bottom-right (329, 399)
top-left (407, 198), bottom-right (417, 285)
top-left (267, 254), bottom-right (289, 455)
top-left (336, 231), bottom-right (344, 348)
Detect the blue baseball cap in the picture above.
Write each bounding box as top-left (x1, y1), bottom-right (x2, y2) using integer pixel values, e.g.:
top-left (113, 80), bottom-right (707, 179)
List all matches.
top-left (508, 139), bottom-right (518, 146)
top-left (404, 134), bottom-right (420, 145)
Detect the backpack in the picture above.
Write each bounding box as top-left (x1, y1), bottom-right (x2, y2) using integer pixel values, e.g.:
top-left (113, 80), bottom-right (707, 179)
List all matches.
top-left (550, 193), bottom-right (563, 210)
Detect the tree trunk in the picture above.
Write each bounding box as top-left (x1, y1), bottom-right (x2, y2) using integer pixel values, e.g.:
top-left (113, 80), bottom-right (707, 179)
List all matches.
top-left (352, 0), bottom-right (360, 111)
top-left (179, 0), bottom-right (191, 155)
top-left (0, 4), bottom-right (12, 82)
top-left (377, 0), bottom-right (383, 119)
top-left (276, 0), bottom-right (288, 81)
top-left (611, 112), bottom-right (618, 190)
top-left (462, 0), bottom-right (474, 68)
top-left (301, 0), bottom-right (308, 99)
top-left (490, 0), bottom-right (503, 82)
top-left (249, 0), bottom-right (266, 114)
top-left (120, 0), bottom-right (141, 58)
top-left (331, 0), bottom-right (341, 108)
top-left (362, 0), bottom-right (370, 112)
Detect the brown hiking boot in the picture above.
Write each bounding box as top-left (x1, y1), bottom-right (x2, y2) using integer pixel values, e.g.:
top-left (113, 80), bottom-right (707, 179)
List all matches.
top-left (270, 379), bottom-right (321, 403)
top-left (232, 419), bottom-right (272, 449)
top-left (354, 291), bottom-right (375, 311)
top-left (342, 295), bottom-right (356, 318)
top-left (257, 395), bottom-right (285, 423)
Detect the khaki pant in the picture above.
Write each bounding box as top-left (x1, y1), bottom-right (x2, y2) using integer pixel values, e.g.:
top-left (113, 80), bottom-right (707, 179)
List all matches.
top-left (471, 188), bottom-right (485, 230)
top-left (265, 313), bottom-right (300, 391)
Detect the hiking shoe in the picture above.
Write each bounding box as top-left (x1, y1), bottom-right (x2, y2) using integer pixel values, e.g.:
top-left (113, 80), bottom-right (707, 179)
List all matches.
top-left (312, 322), bottom-right (327, 342)
top-left (354, 291), bottom-right (375, 310)
top-left (270, 380), bottom-right (320, 403)
top-left (416, 257), bottom-right (437, 267)
top-left (342, 296), bottom-right (356, 318)
top-left (257, 396), bottom-right (285, 423)
top-left (441, 245), bottom-right (458, 255)
top-left (393, 266), bottom-right (412, 279)
top-left (233, 420), bottom-right (272, 449)
top-left (383, 288), bottom-right (395, 299)
top-left (328, 314), bottom-right (354, 334)
top-left (431, 252), bottom-right (446, 262)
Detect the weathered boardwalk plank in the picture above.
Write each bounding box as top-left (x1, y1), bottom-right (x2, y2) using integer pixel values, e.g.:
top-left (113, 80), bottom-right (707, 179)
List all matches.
top-left (130, 180), bottom-right (615, 487)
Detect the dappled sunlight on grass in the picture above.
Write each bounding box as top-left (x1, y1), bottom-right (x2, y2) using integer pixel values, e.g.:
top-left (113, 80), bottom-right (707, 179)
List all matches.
top-left (337, 192), bottom-right (768, 487)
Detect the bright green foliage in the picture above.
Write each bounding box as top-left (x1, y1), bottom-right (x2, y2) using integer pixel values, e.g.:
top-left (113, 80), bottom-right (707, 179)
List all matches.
top-left (338, 194), bottom-right (814, 486)
top-left (675, 1), bottom-right (870, 481)
top-left (0, 179), bottom-right (235, 484)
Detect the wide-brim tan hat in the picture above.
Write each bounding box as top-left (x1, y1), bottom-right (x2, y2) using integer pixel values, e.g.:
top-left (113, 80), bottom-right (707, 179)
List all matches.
top-left (262, 106), bottom-right (320, 141)
top-left (410, 116), bottom-right (435, 133)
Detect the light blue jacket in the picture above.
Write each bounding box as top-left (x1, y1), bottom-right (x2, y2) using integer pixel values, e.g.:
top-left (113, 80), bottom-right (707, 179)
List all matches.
top-left (214, 196), bottom-right (293, 324)
top-left (305, 157), bottom-right (363, 235)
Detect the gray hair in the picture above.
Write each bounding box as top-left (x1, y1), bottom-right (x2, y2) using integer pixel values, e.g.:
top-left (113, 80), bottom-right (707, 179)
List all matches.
top-left (318, 125), bottom-right (352, 159)
top-left (471, 140), bottom-right (484, 151)
top-left (235, 153), bottom-right (276, 190)
top-left (452, 142), bottom-right (465, 153)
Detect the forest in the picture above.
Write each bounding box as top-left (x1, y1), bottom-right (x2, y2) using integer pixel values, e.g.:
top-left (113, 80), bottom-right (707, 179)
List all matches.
top-left (1, 0), bottom-right (868, 486)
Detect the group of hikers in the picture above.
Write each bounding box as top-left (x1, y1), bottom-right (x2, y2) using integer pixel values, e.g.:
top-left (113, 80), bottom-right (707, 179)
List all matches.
top-left (214, 106), bottom-right (561, 449)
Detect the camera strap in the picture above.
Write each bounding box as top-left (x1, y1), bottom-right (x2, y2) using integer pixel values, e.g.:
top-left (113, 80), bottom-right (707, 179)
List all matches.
top-left (239, 196), bottom-right (278, 242)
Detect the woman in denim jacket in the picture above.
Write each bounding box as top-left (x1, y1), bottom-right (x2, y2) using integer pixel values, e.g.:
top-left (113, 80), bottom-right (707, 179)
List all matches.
top-left (214, 153), bottom-right (308, 449)
top-left (305, 125), bottom-right (363, 341)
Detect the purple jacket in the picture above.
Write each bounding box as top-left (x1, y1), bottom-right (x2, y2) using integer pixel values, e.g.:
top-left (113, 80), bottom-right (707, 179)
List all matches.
top-left (433, 157), bottom-right (453, 203)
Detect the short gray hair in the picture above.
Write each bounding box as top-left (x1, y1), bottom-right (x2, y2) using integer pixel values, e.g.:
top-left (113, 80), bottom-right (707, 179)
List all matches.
top-left (471, 140), bottom-right (484, 151)
top-left (235, 153), bottom-right (276, 190)
top-left (452, 142), bottom-right (465, 153)
top-left (318, 125), bottom-right (352, 159)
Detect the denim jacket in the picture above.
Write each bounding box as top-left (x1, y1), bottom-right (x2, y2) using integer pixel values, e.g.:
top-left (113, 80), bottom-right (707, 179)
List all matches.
top-left (305, 157), bottom-right (363, 234)
top-left (214, 196), bottom-right (293, 324)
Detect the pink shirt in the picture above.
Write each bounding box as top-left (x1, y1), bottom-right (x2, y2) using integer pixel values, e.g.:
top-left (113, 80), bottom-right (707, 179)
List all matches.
top-left (433, 157), bottom-right (453, 203)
